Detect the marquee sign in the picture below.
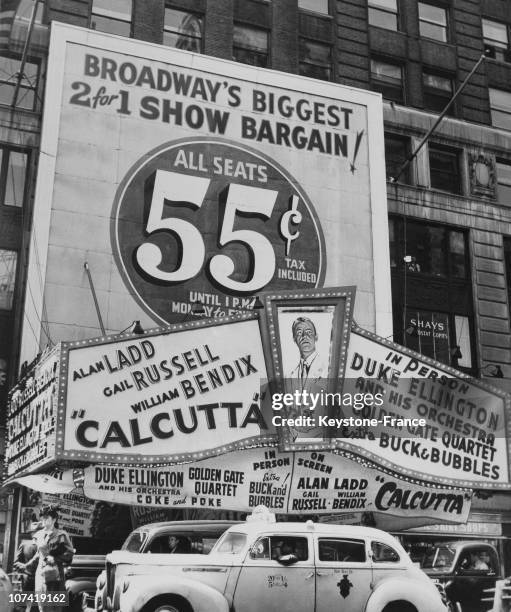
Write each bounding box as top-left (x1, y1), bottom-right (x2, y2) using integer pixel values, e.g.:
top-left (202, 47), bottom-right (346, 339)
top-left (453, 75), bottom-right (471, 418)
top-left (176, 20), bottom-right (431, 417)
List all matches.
top-left (337, 326), bottom-right (511, 489)
top-left (56, 313), bottom-right (270, 464)
top-left (6, 347), bottom-right (60, 477)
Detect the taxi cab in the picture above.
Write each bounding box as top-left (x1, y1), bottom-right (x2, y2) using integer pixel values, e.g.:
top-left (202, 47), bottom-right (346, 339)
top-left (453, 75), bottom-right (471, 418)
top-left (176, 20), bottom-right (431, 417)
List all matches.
top-left (98, 508), bottom-right (446, 612)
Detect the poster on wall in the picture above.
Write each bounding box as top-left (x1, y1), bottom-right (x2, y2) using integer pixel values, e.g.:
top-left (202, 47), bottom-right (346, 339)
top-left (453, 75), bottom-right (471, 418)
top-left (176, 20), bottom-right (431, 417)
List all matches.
top-left (20, 22), bottom-right (390, 367)
top-left (57, 314), bottom-right (270, 464)
top-left (337, 325), bottom-right (511, 489)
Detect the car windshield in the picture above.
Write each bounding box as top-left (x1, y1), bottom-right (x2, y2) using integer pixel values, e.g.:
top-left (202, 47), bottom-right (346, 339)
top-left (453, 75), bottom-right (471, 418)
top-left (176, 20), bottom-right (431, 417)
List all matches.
top-left (213, 532), bottom-right (247, 554)
top-left (122, 531), bottom-right (148, 552)
top-left (422, 545), bottom-right (456, 570)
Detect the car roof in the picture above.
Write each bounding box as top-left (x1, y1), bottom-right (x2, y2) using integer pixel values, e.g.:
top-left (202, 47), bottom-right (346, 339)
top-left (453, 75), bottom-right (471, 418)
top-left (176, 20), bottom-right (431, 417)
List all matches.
top-left (446, 541), bottom-right (498, 551)
top-left (226, 521), bottom-right (402, 543)
top-left (132, 520), bottom-right (240, 534)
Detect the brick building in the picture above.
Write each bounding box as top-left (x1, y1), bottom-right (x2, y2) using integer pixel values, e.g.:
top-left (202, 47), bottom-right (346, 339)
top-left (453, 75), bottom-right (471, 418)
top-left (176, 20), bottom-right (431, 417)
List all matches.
top-left (2, 0), bottom-right (511, 567)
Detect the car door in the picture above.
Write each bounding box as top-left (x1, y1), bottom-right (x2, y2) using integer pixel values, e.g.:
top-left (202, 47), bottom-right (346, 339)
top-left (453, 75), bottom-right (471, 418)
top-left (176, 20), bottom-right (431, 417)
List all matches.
top-left (446, 545), bottom-right (501, 612)
top-left (233, 534), bottom-right (315, 612)
top-left (314, 536), bottom-right (373, 612)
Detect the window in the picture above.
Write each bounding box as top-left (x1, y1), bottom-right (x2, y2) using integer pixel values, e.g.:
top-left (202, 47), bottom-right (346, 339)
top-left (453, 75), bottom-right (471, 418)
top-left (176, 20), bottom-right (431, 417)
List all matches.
top-left (384, 133), bottom-right (410, 183)
top-left (497, 160), bottom-right (511, 205)
top-left (90, 0), bottom-right (132, 37)
top-left (0, 55), bottom-right (38, 110)
top-left (164, 6), bottom-right (202, 52)
top-left (389, 217), bottom-right (467, 278)
top-left (371, 542), bottom-right (400, 563)
top-left (418, 2), bottom-right (447, 42)
top-left (251, 536), bottom-right (309, 561)
top-left (318, 539), bottom-right (366, 563)
top-left (299, 39), bottom-right (332, 80)
top-left (429, 144), bottom-right (461, 194)
top-left (370, 59), bottom-right (403, 103)
top-left (422, 71), bottom-right (453, 114)
top-left (0, 147), bottom-right (28, 207)
top-left (0, 250), bottom-right (17, 310)
top-left (233, 25), bottom-right (269, 67)
top-left (368, 0), bottom-right (398, 31)
top-left (483, 19), bottom-right (509, 63)
top-left (489, 88), bottom-right (511, 131)
top-left (298, 0), bottom-right (329, 15)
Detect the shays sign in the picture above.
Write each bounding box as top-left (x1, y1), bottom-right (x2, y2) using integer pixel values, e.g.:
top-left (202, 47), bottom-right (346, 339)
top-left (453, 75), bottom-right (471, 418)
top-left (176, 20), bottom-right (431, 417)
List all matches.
top-left (20, 22), bottom-right (390, 365)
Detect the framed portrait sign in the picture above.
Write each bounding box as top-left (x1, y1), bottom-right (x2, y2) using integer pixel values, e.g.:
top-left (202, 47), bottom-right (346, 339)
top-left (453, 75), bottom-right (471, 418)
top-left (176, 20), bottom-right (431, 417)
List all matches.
top-left (258, 287), bottom-right (355, 448)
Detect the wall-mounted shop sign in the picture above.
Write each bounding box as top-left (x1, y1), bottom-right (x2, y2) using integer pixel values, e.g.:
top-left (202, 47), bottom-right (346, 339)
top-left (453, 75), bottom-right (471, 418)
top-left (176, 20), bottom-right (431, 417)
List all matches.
top-left (20, 22), bottom-right (390, 367)
top-left (57, 314), bottom-right (269, 464)
top-left (337, 326), bottom-right (511, 490)
top-left (6, 347), bottom-right (60, 477)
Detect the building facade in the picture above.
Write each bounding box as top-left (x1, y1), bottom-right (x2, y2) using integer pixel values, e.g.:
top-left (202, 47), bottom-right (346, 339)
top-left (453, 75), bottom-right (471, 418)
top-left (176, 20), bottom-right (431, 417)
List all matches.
top-left (2, 0), bottom-right (511, 568)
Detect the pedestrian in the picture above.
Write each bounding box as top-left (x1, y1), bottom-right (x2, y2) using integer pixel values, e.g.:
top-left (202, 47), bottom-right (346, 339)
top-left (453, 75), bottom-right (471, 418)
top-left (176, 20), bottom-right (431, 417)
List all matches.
top-left (13, 523), bottom-right (39, 612)
top-left (20, 506), bottom-right (74, 612)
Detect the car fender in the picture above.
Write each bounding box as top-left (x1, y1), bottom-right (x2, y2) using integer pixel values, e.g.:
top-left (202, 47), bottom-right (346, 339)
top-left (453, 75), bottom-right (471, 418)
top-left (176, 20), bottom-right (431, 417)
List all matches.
top-left (118, 574), bottom-right (229, 612)
top-left (365, 577), bottom-right (447, 612)
top-left (66, 578), bottom-right (97, 595)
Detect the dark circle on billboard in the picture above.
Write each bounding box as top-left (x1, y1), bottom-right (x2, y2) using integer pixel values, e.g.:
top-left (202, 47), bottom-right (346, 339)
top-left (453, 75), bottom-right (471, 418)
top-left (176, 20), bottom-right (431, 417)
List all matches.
top-left (111, 137), bottom-right (326, 325)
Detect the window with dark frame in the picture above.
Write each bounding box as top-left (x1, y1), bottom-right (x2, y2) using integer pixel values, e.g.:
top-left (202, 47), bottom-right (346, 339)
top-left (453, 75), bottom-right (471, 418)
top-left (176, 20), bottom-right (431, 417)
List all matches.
top-left (368, 0), bottom-right (398, 31)
top-left (298, 0), bottom-right (330, 15)
top-left (389, 216), bottom-right (473, 370)
top-left (504, 237), bottom-right (511, 311)
top-left (483, 19), bottom-right (510, 63)
top-left (422, 70), bottom-right (454, 115)
top-left (233, 24), bottom-right (269, 68)
top-left (299, 38), bottom-right (332, 81)
top-left (0, 55), bottom-right (38, 110)
top-left (497, 159), bottom-right (511, 206)
top-left (0, 147), bottom-right (28, 208)
top-left (90, 0), bottom-right (132, 37)
top-left (429, 144), bottom-right (461, 194)
top-left (370, 59), bottom-right (404, 103)
top-left (384, 133), bottom-right (411, 183)
top-left (489, 88), bottom-right (511, 131)
top-left (164, 6), bottom-right (203, 53)
top-left (0, 249), bottom-right (18, 311)
top-left (418, 2), bottom-right (447, 42)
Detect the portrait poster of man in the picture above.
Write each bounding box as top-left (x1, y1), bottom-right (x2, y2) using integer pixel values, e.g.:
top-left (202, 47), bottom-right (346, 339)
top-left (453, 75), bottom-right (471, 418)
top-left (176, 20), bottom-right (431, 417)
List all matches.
top-left (258, 287), bottom-right (355, 447)
top-left (279, 307), bottom-right (334, 439)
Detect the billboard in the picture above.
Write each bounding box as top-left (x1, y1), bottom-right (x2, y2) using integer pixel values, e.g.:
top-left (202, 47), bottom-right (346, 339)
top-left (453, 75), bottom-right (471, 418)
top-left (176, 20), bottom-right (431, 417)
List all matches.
top-left (339, 326), bottom-right (511, 489)
top-left (58, 314), bottom-right (268, 464)
top-left (21, 22), bottom-right (390, 365)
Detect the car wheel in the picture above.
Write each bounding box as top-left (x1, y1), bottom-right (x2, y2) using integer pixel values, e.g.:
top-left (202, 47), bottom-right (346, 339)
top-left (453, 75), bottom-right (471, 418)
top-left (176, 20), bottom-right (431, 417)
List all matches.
top-left (382, 603), bottom-right (417, 612)
top-left (142, 596), bottom-right (192, 612)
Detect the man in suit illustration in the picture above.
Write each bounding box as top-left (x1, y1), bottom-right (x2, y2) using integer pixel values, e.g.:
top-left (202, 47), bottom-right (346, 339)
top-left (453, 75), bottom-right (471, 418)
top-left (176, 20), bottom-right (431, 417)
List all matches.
top-left (285, 317), bottom-right (329, 439)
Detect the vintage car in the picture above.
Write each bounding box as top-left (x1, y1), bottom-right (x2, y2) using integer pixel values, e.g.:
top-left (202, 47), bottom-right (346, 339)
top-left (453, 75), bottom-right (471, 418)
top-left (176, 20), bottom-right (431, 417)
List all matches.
top-left (97, 510), bottom-right (447, 612)
top-left (86, 520), bottom-right (237, 612)
top-left (420, 540), bottom-right (501, 612)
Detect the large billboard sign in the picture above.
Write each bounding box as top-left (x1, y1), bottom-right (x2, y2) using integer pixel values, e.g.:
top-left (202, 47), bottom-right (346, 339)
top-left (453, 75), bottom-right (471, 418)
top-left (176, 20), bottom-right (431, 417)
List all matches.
top-left (21, 22), bottom-right (390, 364)
top-left (57, 314), bottom-right (269, 464)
